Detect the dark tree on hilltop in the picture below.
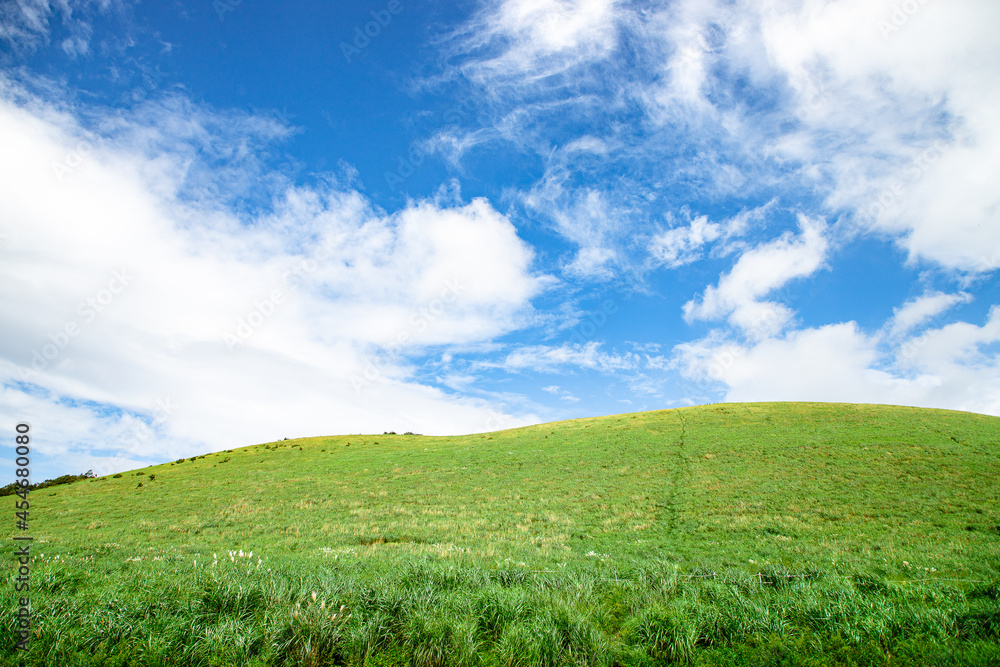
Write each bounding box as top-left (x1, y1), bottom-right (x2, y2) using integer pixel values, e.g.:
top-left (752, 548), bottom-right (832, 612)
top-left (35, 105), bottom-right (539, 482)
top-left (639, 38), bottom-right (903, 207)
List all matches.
top-left (0, 470), bottom-right (96, 496)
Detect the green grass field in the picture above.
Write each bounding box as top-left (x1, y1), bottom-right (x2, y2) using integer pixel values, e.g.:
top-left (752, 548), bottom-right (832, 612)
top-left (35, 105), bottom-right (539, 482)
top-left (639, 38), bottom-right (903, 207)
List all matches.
top-left (4, 402), bottom-right (1000, 665)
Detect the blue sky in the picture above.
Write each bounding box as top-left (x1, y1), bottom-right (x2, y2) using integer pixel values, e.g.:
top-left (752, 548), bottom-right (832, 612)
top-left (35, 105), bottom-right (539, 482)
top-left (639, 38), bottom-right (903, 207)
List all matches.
top-left (2, 0), bottom-right (999, 481)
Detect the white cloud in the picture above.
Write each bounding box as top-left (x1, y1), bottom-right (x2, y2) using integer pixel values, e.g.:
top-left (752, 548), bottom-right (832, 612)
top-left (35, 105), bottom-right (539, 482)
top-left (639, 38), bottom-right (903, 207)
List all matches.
top-left (754, 0), bottom-right (1000, 271)
top-left (502, 341), bottom-right (635, 373)
top-left (0, 79), bottom-right (550, 478)
top-left (539, 383), bottom-right (579, 402)
top-left (496, 0), bottom-right (618, 55)
top-left (1, 0), bottom-right (113, 57)
top-left (898, 307), bottom-right (1000, 374)
top-left (420, 127), bottom-right (495, 170)
top-left (563, 135), bottom-right (609, 154)
top-left (1, 0), bottom-right (60, 51)
top-left (675, 323), bottom-right (876, 401)
top-left (522, 179), bottom-right (624, 279)
top-left (674, 309), bottom-right (1000, 417)
top-left (0, 382), bottom-right (154, 478)
top-left (683, 214), bottom-right (827, 338)
top-left (888, 291), bottom-right (973, 338)
top-left (448, 0), bottom-right (1000, 275)
top-left (638, 0), bottom-right (729, 118)
top-left (650, 215), bottom-right (722, 269)
top-left (650, 200), bottom-right (775, 269)
top-left (455, 0), bottom-right (623, 89)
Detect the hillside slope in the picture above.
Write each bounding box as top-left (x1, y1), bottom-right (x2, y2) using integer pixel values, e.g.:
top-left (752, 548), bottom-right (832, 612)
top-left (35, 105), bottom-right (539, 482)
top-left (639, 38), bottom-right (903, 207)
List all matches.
top-left (5, 402), bottom-right (1000, 667)
top-left (31, 401), bottom-right (1000, 573)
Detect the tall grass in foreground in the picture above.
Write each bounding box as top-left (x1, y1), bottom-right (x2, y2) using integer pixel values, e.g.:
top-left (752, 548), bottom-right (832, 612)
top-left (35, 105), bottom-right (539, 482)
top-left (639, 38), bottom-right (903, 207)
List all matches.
top-left (3, 552), bottom-right (998, 666)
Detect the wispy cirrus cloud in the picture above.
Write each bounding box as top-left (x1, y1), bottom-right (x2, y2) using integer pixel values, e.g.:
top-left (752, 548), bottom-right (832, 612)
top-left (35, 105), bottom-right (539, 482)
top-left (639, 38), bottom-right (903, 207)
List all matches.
top-left (439, 0), bottom-right (1000, 277)
top-left (649, 199), bottom-right (776, 270)
top-left (501, 341), bottom-right (636, 374)
top-left (451, 0), bottom-right (624, 91)
top-left (522, 179), bottom-right (626, 280)
top-left (0, 0), bottom-right (123, 57)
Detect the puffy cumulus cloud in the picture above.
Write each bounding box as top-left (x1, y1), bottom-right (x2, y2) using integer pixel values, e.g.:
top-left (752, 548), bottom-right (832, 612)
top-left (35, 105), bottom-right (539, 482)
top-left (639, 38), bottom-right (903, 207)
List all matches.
top-left (752, 0), bottom-right (1000, 271)
top-left (675, 323), bottom-right (881, 401)
top-left (898, 307), bottom-right (1000, 375)
top-left (277, 193), bottom-right (548, 350)
top-left (673, 309), bottom-right (1000, 418)
top-left (682, 215), bottom-right (827, 338)
top-left (0, 80), bottom-right (549, 479)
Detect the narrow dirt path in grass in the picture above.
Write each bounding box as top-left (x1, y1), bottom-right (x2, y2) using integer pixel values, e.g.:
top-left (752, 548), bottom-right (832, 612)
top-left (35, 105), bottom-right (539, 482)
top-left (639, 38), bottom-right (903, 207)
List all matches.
top-left (662, 411), bottom-right (692, 531)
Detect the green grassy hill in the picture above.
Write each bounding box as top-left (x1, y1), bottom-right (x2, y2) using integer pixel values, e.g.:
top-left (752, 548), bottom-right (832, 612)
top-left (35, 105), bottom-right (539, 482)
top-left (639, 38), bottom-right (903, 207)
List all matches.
top-left (5, 402), bottom-right (1000, 666)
